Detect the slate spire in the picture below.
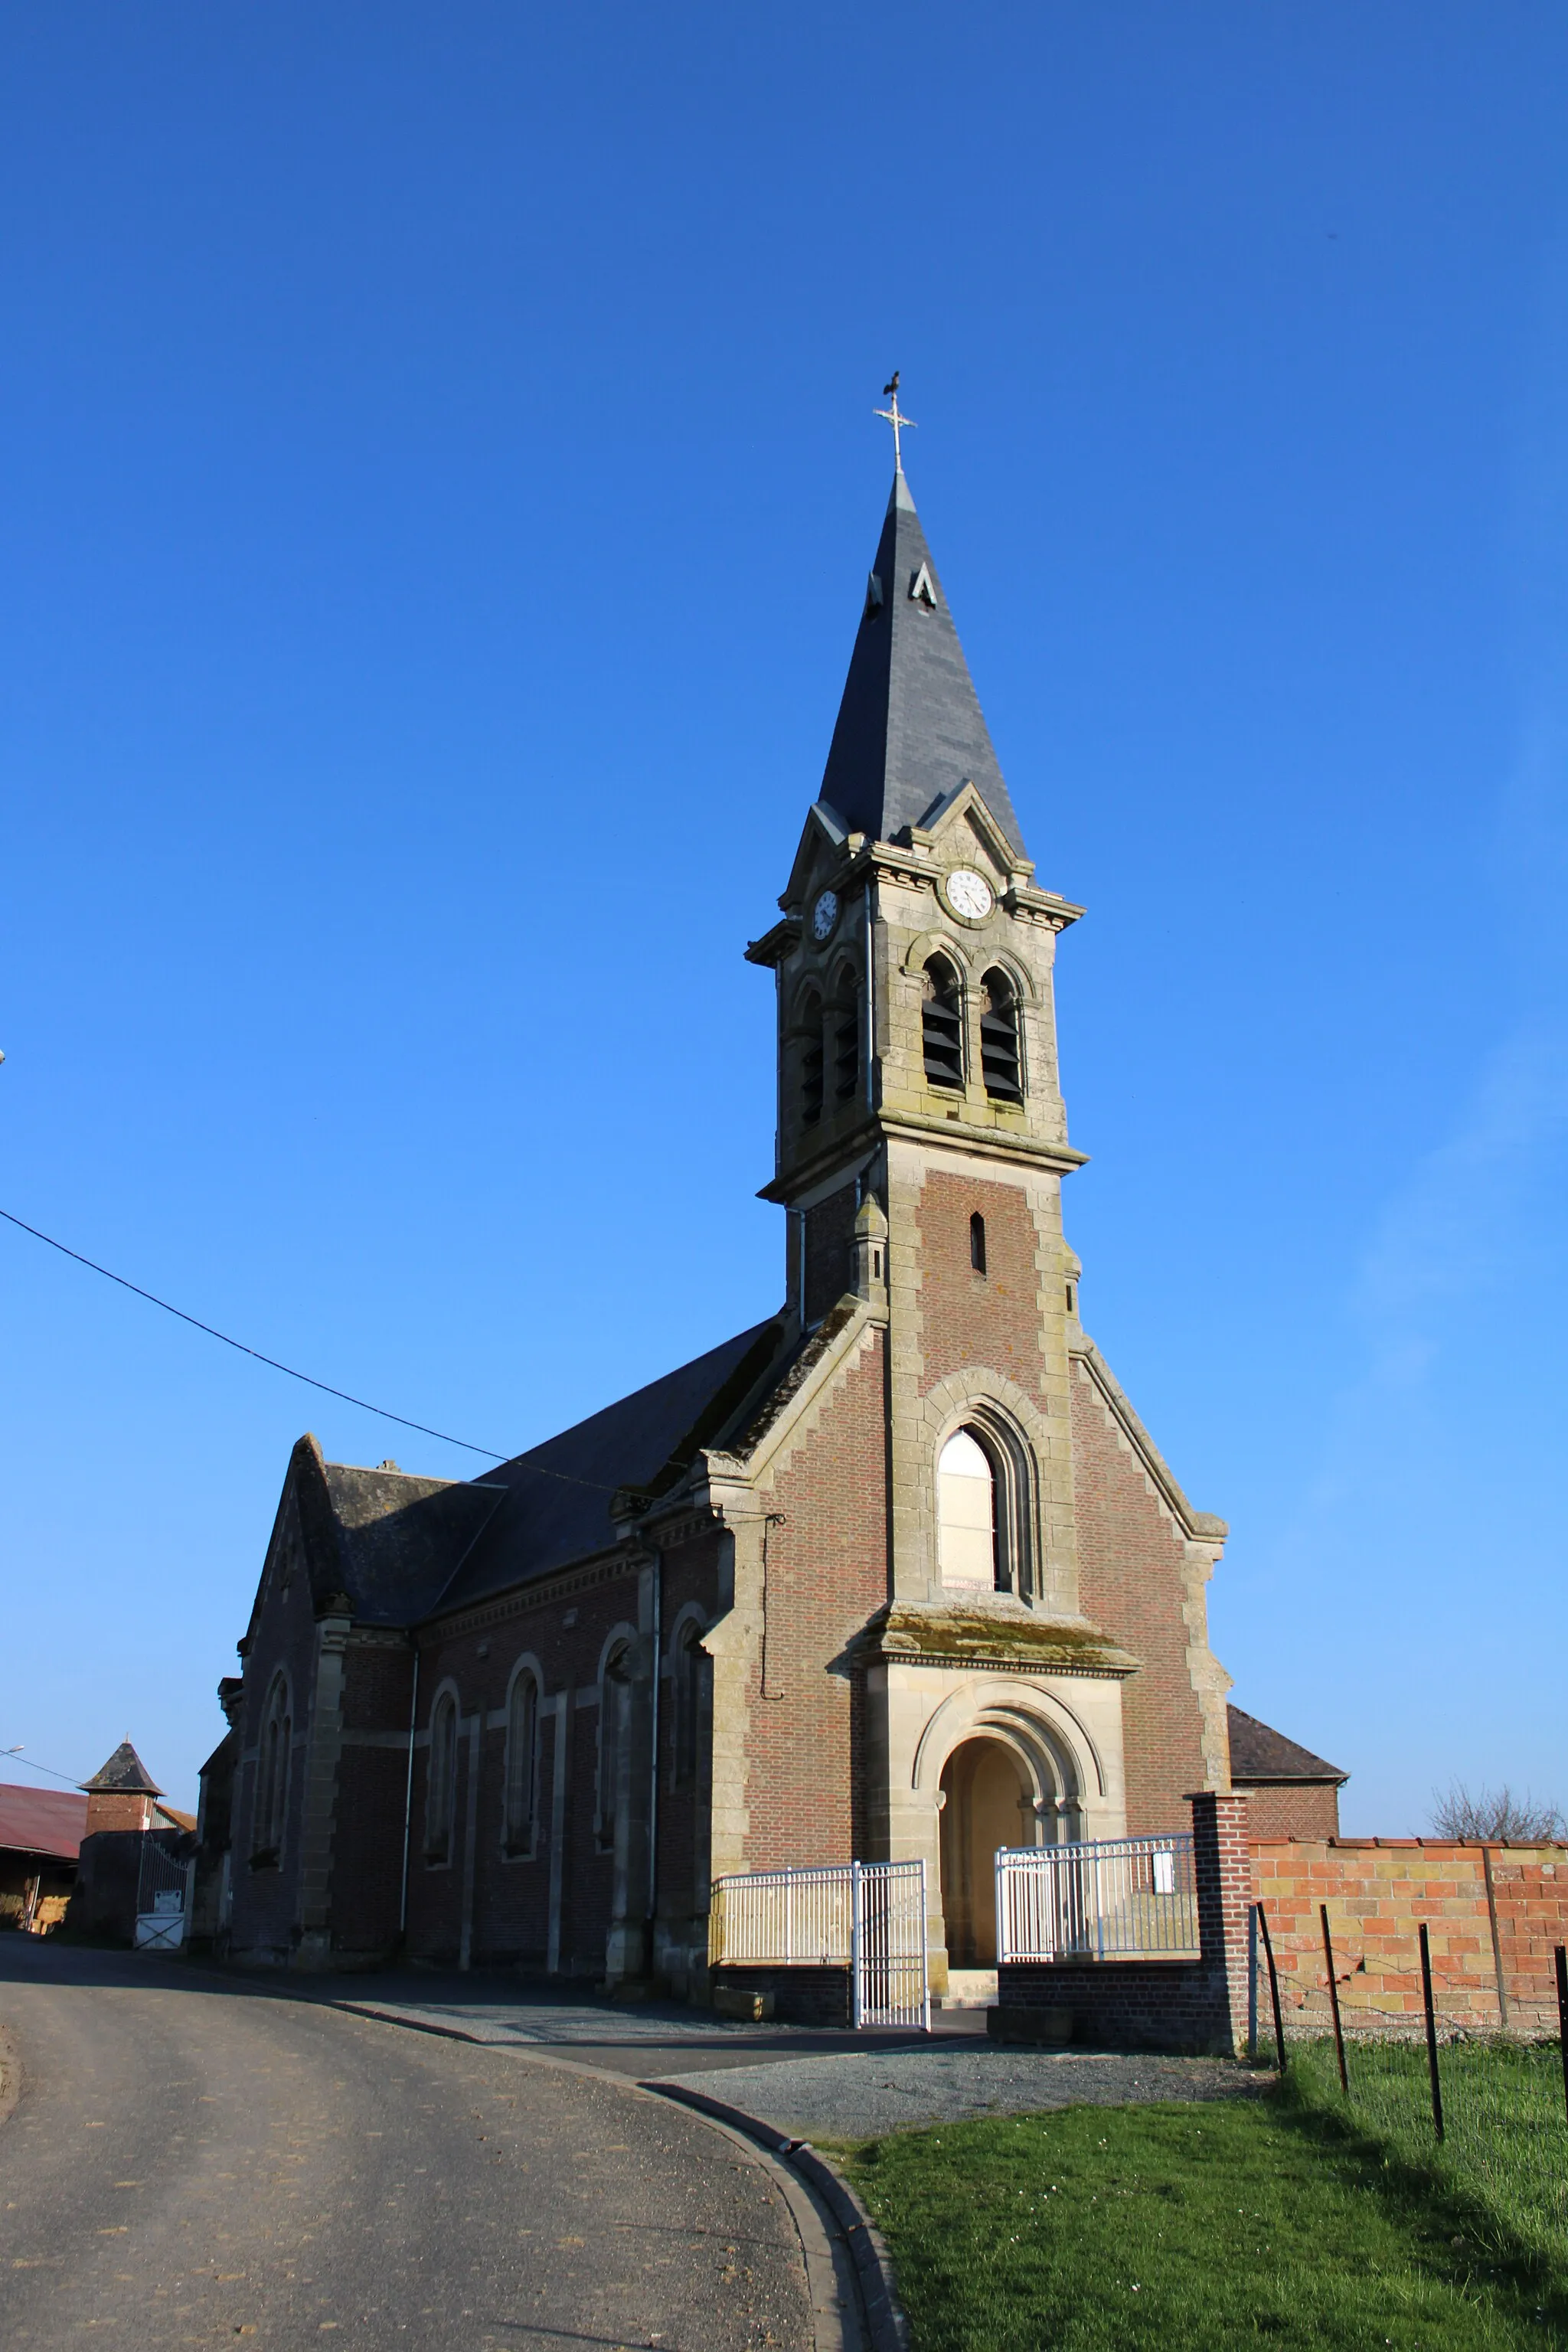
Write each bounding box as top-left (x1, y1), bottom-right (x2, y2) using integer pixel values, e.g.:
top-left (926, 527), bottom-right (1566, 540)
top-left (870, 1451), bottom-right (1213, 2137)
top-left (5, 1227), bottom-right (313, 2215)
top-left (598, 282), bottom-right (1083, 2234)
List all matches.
top-left (818, 470), bottom-right (1029, 861)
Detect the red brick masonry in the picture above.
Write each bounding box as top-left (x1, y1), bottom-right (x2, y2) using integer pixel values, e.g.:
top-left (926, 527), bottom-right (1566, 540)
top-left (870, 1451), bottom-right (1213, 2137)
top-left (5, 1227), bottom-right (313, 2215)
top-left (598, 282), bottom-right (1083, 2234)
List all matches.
top-left (1253, 1838), bottom-right (1568, 2038)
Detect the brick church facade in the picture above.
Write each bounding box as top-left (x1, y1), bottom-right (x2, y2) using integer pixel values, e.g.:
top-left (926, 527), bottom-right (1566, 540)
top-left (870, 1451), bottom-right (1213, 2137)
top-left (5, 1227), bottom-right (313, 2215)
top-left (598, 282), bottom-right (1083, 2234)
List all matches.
top-left (204, 458), bottom-right (1344, 1989)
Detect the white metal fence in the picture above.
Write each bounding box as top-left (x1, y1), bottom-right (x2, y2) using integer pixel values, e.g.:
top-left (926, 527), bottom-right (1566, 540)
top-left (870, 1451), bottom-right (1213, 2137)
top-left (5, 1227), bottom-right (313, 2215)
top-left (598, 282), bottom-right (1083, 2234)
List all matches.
top-left (995, 1833), bottom-right (1200, 1963)
top-left (709, 1859), bottom-right (930, 2030)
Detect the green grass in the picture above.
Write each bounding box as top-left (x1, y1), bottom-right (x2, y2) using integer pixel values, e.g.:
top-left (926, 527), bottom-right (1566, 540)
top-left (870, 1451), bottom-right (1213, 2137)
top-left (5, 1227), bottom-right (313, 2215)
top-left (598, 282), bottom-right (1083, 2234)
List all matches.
top-left (830, 2062), bottom-right (1568, 2350)
top-left (1288, 2037), bottom-right (1568, 2275)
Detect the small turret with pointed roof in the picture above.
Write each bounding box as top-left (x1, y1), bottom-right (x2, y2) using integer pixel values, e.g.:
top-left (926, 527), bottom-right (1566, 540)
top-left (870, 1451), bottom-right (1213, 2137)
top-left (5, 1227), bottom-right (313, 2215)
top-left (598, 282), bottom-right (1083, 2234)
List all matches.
top-left (80, 1739), bottom-right (164, 1835)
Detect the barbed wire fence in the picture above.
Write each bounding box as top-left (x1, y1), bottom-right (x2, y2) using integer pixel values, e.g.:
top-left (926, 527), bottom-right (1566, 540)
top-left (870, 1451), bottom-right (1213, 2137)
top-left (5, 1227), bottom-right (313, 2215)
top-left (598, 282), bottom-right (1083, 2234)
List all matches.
top-left (1252, 1903), bottom-right (1568, 2267)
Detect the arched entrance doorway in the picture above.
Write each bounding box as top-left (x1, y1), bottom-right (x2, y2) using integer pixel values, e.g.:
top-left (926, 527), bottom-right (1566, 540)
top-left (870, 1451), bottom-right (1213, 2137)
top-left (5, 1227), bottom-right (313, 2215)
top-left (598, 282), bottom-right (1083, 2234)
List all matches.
top-left (939, 1737), bottom-right (1034, 1968)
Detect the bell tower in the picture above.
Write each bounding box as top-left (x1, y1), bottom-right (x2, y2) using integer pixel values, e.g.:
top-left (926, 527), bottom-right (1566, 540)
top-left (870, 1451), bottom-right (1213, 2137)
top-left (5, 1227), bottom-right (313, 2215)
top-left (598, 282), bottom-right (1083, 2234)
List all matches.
top-left (746, 460), bottom-right (1089, 1617)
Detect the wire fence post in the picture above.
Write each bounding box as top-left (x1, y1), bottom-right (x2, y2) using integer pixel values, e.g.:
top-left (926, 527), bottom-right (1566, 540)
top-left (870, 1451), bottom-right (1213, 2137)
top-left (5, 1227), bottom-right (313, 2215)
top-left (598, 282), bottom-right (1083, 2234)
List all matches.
top-left (1556, 1944), bottom-right (1568, 2128)
top-left (1247, 1903), bottom-right (1259, 2063)
top-left (1419, 1921), bottom-right (1445, 2144)
top-left (1256, 1899), bottom-right (1287, 2073)
top-left (1321, 1903), bottom-right (1348, 2097)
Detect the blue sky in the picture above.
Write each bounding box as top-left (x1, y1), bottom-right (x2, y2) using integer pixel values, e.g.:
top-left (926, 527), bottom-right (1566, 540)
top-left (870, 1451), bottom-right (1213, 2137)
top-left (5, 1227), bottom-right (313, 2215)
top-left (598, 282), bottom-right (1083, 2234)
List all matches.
top-left (2, 5), bottom-right (1564, 1824)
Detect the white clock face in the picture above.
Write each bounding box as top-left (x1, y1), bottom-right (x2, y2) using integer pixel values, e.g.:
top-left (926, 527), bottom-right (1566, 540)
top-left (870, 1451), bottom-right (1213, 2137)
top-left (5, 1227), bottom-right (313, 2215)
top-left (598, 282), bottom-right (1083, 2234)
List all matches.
top-left (812, 889), bottom-right (840, 942)
top-left (945, 867), bottom-right (994, 923)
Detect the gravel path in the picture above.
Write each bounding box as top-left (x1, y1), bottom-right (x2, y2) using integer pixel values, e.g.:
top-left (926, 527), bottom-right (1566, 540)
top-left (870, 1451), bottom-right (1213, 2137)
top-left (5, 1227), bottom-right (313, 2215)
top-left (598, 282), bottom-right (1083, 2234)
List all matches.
top-left (658, 2046), bottom-right (1266, 2139)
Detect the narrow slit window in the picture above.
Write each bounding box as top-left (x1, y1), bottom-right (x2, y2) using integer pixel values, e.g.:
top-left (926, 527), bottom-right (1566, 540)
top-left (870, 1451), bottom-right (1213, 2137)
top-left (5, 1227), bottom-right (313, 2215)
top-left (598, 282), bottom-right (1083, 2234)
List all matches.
top-left (921, 957), bottom-right (964, 1090)
top-left (979, 970), bottom-right (1023, 1102)
top-left (970, 1213), bottom-right (987, 1275)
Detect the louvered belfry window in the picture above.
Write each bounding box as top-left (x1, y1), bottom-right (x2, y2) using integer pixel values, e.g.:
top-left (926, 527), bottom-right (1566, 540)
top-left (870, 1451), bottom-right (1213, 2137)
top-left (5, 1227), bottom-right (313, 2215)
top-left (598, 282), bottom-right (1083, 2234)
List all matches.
top-left (800, 991), bottom-right (825, 1125)
top-left (979, 969), bottom-right (1023, 1101)
top-left (832, 979), bottom-right (860, 1102)
top-left (922, 957), bottom-right (964, 1090)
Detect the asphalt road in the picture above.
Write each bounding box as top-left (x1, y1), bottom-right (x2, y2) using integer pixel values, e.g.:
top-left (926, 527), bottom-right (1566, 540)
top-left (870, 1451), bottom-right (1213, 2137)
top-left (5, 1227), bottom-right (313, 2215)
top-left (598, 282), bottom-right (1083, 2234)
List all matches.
top-left (0, 1940), bottom-right (814, 2352)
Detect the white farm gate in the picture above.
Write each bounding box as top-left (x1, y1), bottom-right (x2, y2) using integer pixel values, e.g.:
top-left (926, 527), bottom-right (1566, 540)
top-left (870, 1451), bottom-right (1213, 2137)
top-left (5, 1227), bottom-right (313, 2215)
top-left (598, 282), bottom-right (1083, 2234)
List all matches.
top-left (133, 1838), bottom-right (193, 1952)
top-left (709, 1858), bottom-right (930, 2030)
top-left (995, 1833), bottom-right (1200, 1964)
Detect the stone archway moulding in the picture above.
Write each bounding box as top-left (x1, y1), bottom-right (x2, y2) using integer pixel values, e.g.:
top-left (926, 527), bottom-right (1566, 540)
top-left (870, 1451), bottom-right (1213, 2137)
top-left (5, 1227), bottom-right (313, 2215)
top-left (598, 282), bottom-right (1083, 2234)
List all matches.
top-left (910, 1675), bottom-right (1107, 1805)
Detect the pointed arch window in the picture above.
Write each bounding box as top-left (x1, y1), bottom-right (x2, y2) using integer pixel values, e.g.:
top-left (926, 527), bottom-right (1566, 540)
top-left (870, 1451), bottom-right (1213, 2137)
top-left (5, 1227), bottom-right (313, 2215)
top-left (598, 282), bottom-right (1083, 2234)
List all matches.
top-left (597, 1643), bottom-right (632, 1851)
top-left (425, 1690), bottom-right (459, 1865)
top-left (979, 969), bottom-right (1023, 1101)
top-left (937, 1429), bottom-right (997, 1589)
top-left (922, 956), bottom-right (964, 1091)
top-left (799, 988), bottom-right (825, 1126)
top-left (936, 1410), bottom-right (1039, 1599)
top-left (671, 1619), bottom-right (709, 1787)
top-left (251, 1671), bottom-right (292, 1865)
top-left (503, 1670), bottom-right (540, 1857)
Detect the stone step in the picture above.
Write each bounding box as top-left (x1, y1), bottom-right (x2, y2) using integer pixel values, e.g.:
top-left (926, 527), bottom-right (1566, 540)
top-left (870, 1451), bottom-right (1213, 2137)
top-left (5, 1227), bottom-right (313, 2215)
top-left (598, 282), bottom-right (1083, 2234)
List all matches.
top-left (939, 1967), bottom-right (998, 2011)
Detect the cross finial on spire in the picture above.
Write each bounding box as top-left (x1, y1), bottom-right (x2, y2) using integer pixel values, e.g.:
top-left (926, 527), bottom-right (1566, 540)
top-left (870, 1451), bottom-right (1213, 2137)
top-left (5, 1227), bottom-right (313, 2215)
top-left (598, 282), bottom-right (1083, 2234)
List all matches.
top-left (874, 371), bottom-right (916, 470)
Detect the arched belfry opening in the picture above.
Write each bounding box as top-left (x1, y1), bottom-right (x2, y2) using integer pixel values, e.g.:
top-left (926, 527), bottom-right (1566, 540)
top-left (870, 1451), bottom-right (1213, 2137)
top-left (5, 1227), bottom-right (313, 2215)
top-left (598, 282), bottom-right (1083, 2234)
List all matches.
top-left (939, 1737), bottom-right (1034, 1968)
top-left (921, 955), bottom-right (964, 1090)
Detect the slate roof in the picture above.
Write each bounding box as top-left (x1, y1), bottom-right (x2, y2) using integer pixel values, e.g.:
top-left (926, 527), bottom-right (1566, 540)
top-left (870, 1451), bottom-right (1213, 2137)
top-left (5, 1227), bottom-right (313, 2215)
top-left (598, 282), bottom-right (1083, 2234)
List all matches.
top-left (1228, 1704), bottom-right (1348, 1785)
top-left (81, 1740), bottom-right (162, 1797)
top-left (0, 1782), bottom-right (89, 1860)
top-left (316, 1464), bottom-right (505, 1628)
top-left (434, 1316), bottom-right (791, 1616)
top-left (818, 470), bottom-right (1029, 861)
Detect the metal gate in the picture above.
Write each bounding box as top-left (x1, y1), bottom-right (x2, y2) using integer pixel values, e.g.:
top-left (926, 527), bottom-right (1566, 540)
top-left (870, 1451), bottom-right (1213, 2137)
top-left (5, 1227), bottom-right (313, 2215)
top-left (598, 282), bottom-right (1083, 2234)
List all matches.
top-left (709, 1857), bottom-right (930, 2030)
top-left (995, 1833), bottom-right (1199, 1963)
top-left (134, 1837), bottom-right (193, 1952)
top-left (851, 1859), bottom-right (929, 2029)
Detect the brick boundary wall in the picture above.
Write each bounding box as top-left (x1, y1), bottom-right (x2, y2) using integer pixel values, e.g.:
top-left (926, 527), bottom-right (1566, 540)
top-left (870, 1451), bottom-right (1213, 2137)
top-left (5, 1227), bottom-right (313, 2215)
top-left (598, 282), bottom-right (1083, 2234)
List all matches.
top-left (994, 1792), bottom-right (1253, 2055)
top-left (1253, 1838), bottom-right (1568, 2040)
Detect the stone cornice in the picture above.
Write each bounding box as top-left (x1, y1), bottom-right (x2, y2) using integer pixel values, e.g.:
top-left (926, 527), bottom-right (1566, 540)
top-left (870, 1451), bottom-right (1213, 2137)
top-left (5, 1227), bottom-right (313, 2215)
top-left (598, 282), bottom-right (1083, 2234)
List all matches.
top-left (760, 1106), bottom-right (1088, 1201)
top-left (849, 1599), bottom-right (1140, 1679)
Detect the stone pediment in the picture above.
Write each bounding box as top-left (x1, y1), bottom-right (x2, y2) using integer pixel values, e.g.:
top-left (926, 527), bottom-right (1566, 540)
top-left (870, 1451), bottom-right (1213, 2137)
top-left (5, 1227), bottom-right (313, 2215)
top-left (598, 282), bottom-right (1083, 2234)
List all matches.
top-left (850, 1598), bottom-right (1140, 1678)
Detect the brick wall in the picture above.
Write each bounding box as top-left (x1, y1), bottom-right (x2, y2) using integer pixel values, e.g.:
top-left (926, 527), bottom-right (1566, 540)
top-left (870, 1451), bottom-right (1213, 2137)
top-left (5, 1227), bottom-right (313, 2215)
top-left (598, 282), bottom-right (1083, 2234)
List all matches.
top-left (1253, 1838), bottom-right (1568, 2037)
top-left (743, 1331), bottom-right (889, 1870)
top-left (1071, 1365), bottom-right (1207, 1834)
top-left (917, 1170), bottom-right (1050, 1405)
top-left (1239, 1782), bottom-right (1341, 1842)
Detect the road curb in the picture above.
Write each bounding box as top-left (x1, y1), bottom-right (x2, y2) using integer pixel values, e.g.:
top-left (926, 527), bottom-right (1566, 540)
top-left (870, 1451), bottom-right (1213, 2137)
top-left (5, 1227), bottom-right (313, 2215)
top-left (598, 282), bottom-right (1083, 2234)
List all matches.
top-left (648, 2079), bottom-right (909, 2352)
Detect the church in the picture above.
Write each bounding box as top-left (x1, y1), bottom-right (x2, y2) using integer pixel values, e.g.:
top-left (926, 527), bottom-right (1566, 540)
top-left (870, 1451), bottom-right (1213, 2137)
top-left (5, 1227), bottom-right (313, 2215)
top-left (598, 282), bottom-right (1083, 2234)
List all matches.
top-left (204, 443), bottom-right (1344, 1993)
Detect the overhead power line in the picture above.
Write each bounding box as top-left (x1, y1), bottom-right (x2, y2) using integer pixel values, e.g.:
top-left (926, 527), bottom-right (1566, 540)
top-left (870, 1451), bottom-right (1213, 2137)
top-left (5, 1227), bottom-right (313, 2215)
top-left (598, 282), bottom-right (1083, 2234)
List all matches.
top-left (0, 1207), bottom-right (620, 1494)
top-left (1, 1748), bottom-right (86, 1788)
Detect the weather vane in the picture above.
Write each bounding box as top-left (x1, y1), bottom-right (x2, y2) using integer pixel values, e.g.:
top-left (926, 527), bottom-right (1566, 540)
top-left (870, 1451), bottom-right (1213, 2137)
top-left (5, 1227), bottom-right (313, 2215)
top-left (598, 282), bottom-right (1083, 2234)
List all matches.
top-left (874, 371), bottom-right (916, 470)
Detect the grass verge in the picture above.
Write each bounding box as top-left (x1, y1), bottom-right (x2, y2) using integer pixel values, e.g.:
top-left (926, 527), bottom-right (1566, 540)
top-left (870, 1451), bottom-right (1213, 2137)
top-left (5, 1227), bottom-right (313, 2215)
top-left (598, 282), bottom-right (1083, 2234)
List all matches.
top-left (831, 2076), bottom-right (1568, 2350)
